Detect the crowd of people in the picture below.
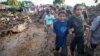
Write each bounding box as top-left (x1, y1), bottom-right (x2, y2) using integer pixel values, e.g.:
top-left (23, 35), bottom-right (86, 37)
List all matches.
top-left (35, 4), bottom-right (100, 56)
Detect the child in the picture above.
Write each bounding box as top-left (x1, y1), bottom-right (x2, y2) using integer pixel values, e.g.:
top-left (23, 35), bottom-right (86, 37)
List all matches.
top-left (44, 11), bottom-right (54, 34)
top-left (68, 4), bottom-right (86, 56)
top-left (53, 11), bottom-right (69, 56)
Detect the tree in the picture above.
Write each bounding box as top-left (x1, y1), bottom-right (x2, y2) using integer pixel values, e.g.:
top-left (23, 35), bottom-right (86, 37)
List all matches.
top-left (96, 3), bottom-right (100, 8)
top-left (7, 0), bottom-right (23, 12)
top-left (53, 0), bottom-right (65, 5)
top-left (62, 0), bottom-right (65, 4)
top-left (94, 0), bottom-right (98, 3)
top-left (0, 2), bottom-right (8, 5)
top-left (7, 0), bottom-right (20, 9)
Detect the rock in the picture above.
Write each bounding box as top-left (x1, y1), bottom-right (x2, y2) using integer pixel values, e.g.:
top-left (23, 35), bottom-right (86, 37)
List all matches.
top-left (11, 22), bottom-right (28, 33)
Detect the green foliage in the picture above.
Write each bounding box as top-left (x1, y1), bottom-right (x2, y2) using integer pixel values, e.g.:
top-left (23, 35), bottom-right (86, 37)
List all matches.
top-left (96, 3), bottom-right (100, 8)
top-left (18, 1), bottom-right (23, 9)
top-left (0, 2), bottom-right (8, 5)
top-left (7, 0), bottom-right (23, 12)
top-left (22, 1), bottom-right (34, 7)
top-left (53, 0), bottom-right (62, 4)
top-left (94, 0), bottom-right (98, 3)
top-left (7, 7), bottom-right (18, 12)
top-left (7, 0), bottom-right (20, 9)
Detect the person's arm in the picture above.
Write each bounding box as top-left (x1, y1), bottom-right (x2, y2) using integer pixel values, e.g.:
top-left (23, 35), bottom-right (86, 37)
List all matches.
top-left (83, 17), bottom-right (90, 45)
top-left (44, 15), bottom-right (47, 27)
top-left (90, 16), bottom-right (100, 31)
top-left (68, 28), bottom-right (75, 44)
top-left (86, 28), bottom-right (92, 48)
top-left (87, 16), bottom-right (100, 47)
top-left (68, 17), bottom-right (75, 34)
top-left (67, 18), bottom-right (75, 44)
top-left (52, 15), bottom-right (55, 20)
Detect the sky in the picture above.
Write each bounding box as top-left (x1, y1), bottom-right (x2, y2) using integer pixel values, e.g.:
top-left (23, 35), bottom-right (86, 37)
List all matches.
top-left (32, 0), bottom-right (100, 6)
top-left (0, 0), bottom-right (100, 6)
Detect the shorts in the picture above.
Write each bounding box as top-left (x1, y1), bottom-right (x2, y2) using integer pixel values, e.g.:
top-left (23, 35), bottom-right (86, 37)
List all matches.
top-left (46, 24), bottom-right (53, 30)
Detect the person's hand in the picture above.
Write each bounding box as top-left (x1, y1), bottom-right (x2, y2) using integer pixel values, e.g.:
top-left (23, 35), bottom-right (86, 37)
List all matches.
top-left (69, 28), bottom-right (74, 34)
top-left (68, 28), bottom-right (74, 45)
top-left (68, 33), bottom-right (75, 45)
top-left (85, 27), bottom-right (91, 48)
top-left (86, 42), bottom-right (91, 48)
top-left (84, 37), bottom-right (91, 48)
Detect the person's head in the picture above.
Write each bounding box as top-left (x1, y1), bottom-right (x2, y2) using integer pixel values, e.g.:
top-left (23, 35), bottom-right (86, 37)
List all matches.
top-left (50, 10), bottom-right (54, 15)
top-left (58, 11), bottom-right (68, 21)
top-left (66, 10), bottom-right (72, 16)
top-left (73, 4), bottom-right (85, 16)
top-left (47, 11), bottom-right (51, 16)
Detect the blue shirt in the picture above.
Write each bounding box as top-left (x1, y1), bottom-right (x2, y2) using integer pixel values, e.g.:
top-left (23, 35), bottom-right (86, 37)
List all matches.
top-left (45, 15), bottom-right (53, 25)
top-left (53, 20), bottom-right (69, 47)
top-left (90, 16), bottom-right (100, 44)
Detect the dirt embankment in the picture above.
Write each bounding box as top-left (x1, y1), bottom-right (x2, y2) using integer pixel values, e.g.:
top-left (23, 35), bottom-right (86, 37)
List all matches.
top-left (0, 24), bottom-right (54, 56)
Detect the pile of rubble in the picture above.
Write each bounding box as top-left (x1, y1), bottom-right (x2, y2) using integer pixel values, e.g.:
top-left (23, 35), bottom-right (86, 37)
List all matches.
top-left (0, 12), bottom-right (31, 37)
top-left (0, 12), bottom-right (54, 56)
top-left (0, 24), bottom-right (54, 56)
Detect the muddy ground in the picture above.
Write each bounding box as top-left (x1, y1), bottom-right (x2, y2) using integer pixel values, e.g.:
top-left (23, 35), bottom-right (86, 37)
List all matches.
top-left (0, 24), bottom-right (54, 56)
top-left (0, 6), bottom-right (100, 56)
top-left (0, 23), bottom-right (100, 56)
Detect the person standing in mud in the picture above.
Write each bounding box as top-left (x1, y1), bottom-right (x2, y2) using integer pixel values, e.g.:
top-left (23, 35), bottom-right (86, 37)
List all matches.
top-left (44, 11), bottom-right (54, 34)
top-left (52, 11), bottom-right (70, 56)
top-left (86, 16), bottom-right (100, 56)
top-left (68, 4), bottom-right (87, 56)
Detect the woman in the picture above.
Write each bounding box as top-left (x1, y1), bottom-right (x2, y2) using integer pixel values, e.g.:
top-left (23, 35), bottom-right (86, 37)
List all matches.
top-left (68, 4), bottom-right (86, 56)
